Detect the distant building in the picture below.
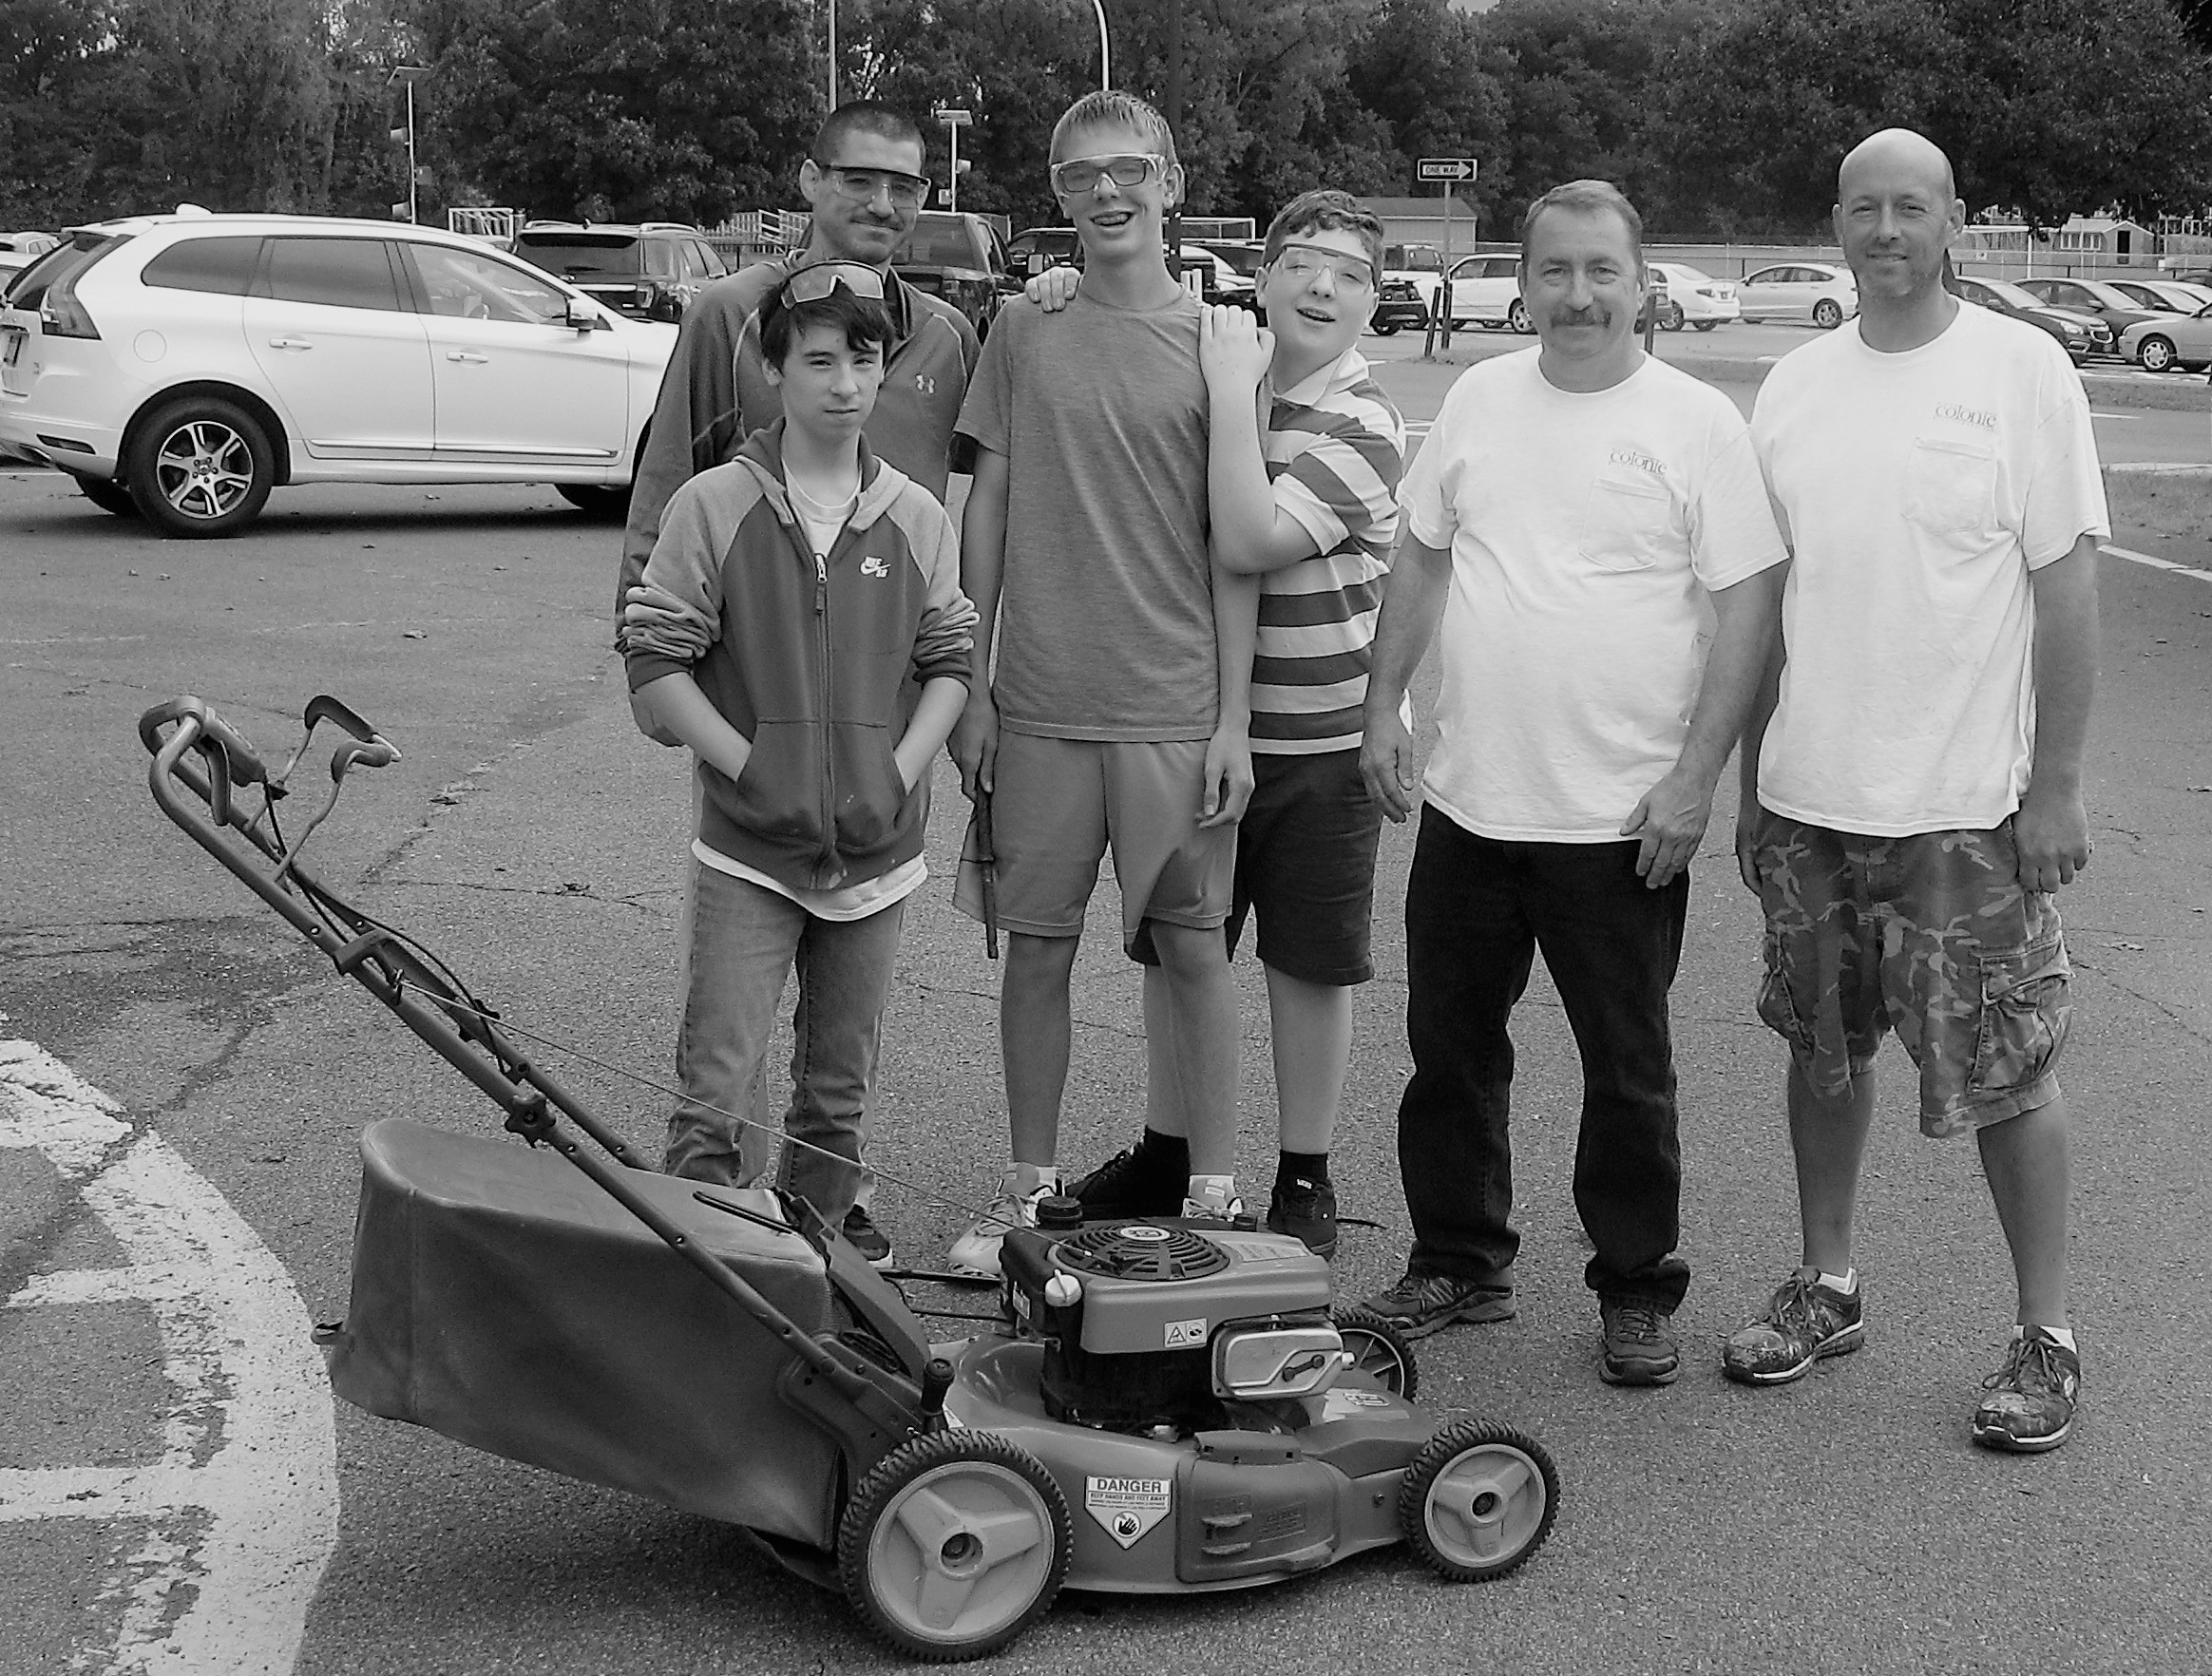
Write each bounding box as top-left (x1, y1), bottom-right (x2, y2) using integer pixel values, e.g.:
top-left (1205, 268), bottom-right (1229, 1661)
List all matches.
top-left (1957, 215), bottom-right (2155, 265)
top-left (1357, 194), bottom-right (1502, 262)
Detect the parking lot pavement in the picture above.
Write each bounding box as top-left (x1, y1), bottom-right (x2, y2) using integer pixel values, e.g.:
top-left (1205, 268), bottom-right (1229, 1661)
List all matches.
top-left (4, 463), bottom-right (2212, 1674)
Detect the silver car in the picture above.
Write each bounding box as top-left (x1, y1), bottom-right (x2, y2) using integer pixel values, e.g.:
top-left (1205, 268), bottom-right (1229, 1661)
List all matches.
top-left (1736, 261), bottom-right (1858, 328)
top-left (2118, 304), bottom-right (2212, 373)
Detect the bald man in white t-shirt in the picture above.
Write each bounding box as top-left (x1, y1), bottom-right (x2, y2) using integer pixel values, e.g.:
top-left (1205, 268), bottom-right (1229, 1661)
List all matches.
top-left (1726, 130), bottom-right (2106, 1455)
top-left (1357, 181), bottom-right (1787, 1387)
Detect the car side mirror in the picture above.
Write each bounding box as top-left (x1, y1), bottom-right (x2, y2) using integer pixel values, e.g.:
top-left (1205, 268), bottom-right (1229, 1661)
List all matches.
top-left (564, 295), bottom-right (601, 332)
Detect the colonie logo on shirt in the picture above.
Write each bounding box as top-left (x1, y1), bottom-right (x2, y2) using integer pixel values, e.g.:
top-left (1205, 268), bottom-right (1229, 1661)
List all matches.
top-left (1608, 447), bottom-right (1668, 480)
top-left (1935, 402), bottom-right (1998, 431)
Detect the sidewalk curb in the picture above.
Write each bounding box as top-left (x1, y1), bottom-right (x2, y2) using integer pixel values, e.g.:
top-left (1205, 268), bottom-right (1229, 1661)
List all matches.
top-left (1420, 346), bottom-right (2212, 412)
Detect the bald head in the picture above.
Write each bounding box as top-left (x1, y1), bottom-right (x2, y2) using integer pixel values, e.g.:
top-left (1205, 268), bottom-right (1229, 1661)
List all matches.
top-left (1838, 128), bottom-right (1956, 207)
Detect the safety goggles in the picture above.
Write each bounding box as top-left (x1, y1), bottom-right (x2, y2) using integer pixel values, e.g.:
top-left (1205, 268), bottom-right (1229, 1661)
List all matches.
top-left (817, 164), bottom-right (930, 208)
top-left (778, 261), bottom-right (888, 307)
top-left (1050, 153), bottom-right (1169, 197)
top-left (1272, 243), bottom-right (1376, 294)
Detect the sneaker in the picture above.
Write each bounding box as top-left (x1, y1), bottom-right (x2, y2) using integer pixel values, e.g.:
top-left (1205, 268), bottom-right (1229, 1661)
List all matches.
top-left (1972, 1326), bottom-right (2081, 1454)
top-left (1069, 1144), bottom-right (1184, 1218)
top-left (1181, 1175), bottom-right (1246, 1220)
top-left (1599, 1298), bottom-right (1680, 1386)
top-left (1265, 1175), bottom-right (1339, 1259)
top-left (1360, 1269), bottom-right (1517, 1341)
top-left (840, 1205), bottom-right (894, 1270)
top-left (944, 1171), bottom-right (1056, 1282)
top-left (1722, 1268), bottom-right (1865, 1385)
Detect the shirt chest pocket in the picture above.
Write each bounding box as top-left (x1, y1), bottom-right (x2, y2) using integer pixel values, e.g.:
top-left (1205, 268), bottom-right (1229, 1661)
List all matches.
top-left (1578, 468), bottom-right (1676, 572)
top-left (1902, 435), bottom-right (1997, 541)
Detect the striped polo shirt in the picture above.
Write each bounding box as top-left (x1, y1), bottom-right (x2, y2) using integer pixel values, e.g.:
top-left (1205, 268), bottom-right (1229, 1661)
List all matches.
top-left (1251, 347), bottom-right (1407, 754)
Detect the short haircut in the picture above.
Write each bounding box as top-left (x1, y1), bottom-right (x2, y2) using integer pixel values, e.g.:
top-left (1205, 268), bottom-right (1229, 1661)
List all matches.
top-left (758, 287), bottom-right (896, 367)
top-left (1050, 90), bottom-right (1177, 164)
top-left (1518, 180), bottom-right (1643, 267)
top-left (813, 101), bottom-right (924, 166)
top-left (1265, 190), bottom-right (1385, 282)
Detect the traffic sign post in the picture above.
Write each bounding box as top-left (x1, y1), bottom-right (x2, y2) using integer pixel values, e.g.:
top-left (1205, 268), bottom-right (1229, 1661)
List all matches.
top-left (1417, 158), bottom-right (1477, 351)
top-left (933, 106), bottom-right (973, 214)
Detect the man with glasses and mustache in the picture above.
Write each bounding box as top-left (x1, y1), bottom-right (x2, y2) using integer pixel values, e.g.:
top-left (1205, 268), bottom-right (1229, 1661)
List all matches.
top-left (1357, 181), bottom-right (1786, 1387)
top-left (619, 101), bottom-right (980, 1268)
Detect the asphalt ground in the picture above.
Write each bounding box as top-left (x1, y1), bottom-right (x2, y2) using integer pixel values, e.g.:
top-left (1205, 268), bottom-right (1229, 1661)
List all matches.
top-left (2, 332), bottom-right (2209, 1675)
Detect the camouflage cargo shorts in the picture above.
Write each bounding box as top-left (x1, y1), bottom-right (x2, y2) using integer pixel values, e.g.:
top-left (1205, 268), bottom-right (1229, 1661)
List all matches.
top-left (1751, 814), bottom-right (2071, 1137)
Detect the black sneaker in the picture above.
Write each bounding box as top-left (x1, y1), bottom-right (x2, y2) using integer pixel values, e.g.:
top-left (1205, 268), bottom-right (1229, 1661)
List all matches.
top-left (1360, 1269), bottom-right (1516, 1340)
top-left (1972, 1326), bottom-right (2081, 1453)
top-left (1599, 1298), bottom-right (1680, 1385)
top-left (840, 1205), bottom-right (894, 1269)
top-left (1069, 1144), bottom-right (1183, 1217)
top-left (1266, 1175), bottom-right (1339, 1259)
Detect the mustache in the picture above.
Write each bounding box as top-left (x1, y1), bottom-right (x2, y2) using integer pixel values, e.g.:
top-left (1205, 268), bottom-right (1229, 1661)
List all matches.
top-left (1550, 306), bottom-right (1611, 326)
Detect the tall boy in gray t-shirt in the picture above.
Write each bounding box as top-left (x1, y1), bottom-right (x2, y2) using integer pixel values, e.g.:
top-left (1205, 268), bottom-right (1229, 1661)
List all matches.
top-left (943, 90), bottom-right (1257, 1280)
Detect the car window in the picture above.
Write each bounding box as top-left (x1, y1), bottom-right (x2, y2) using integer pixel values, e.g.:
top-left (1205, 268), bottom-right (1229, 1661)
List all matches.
top-left (894, 219), bottom-right (984, 267)
top-left (691, 239), bottom-right (726, 278)
top-left (645, 238), bottom-right (677, 278)
top-left (1744, 268), bottom-right (1776, 285)
top-left (259, 238), bottom-right (404, 311)
top-left (6, 230), bottom-right (127, 309)
top-left (1488, 257), bottom-right (1518, 278)
top-left (142, 236), bottom-right (264, 295)
top-left (402, 242), bottom-right (566, 324)
top-left (513, 234), bottom-right (643, 278)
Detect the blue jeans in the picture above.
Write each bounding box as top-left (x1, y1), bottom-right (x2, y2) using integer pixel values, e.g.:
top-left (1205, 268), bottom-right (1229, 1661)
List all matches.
top-left (1397, 807), bottom-right (1691, 1310)
top-left (665, 861), bottom-right (906, 1225)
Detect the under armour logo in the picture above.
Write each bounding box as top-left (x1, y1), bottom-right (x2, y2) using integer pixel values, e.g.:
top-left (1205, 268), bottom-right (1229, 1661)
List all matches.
top-left (915, 374), bottom-right (936, 394)
top-left (860, 556), bottom-right (889, 578)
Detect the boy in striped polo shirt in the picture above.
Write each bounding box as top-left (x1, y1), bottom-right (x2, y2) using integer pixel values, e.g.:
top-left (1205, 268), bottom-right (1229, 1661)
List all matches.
top-left (1061, 190), bottom-right (1406, 1254)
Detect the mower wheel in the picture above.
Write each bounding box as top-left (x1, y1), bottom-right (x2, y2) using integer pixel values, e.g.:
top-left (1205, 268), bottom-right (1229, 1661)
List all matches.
top-left (1398, 1419), bottom-right (1559, 1583)
top-left (1332, 1304), bottom-right (1418, 1399)
top-left (837, 1430), bottom-right (1070, 1661)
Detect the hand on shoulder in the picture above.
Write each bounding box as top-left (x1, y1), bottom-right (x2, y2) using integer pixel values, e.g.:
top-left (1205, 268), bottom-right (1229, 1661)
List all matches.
top-left (1200, 304), bottom-right (1273, 391)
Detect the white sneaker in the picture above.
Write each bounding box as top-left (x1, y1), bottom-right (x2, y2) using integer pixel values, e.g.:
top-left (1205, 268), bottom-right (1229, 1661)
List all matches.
top-left (945, 1170), bottom-right (1056, 1281)
top-left (1181, 1174), bottom-right (1246, 1219)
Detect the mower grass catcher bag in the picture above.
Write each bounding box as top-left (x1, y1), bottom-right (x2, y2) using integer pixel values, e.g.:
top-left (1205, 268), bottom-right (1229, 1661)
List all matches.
top-left (320, 1118), bottom-right (843, 1548)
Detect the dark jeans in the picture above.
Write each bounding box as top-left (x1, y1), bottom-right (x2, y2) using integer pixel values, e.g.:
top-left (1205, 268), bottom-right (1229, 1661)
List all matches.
top-left (1398, 806), bottom-right (1691, 1310)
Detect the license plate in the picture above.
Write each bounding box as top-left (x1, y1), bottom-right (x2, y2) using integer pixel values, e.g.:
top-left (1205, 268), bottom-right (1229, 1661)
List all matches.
top-left (2, 328), bottom-right (22, 367)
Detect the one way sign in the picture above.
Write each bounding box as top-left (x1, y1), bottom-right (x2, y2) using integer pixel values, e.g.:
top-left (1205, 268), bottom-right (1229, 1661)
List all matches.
top-left (1417, 157), bottom-right (1478, 182)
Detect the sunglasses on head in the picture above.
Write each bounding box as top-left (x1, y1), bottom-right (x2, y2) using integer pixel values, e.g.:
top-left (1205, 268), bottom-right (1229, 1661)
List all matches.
top-left (778, 262), bottom-right (889, 307)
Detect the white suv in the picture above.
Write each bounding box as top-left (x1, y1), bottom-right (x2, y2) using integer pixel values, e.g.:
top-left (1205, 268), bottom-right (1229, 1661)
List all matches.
top-left (1440, 254), bottom-right (1532, 333)
top-left (0, 212), bottom-right (677, 537)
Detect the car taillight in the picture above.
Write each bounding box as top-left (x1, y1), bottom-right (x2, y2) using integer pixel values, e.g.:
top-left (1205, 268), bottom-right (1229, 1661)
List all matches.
top-left (40, 274), bottom-right (99, 339)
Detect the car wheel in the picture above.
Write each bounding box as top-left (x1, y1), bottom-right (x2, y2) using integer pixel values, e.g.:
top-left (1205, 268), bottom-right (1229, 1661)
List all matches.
top-left (558, 483), bottom-right (633, 519)
top-left (1658, 301), bottom-right (1685, 332)
top-left (1812, 299), bottom-right (1843, 330)
top-left (2137, 335), bottom-right (2177, 373)
top-left (1693, 320), bottom-right (1718, 333)
top-left (71, 473), bottom-right (140, 517)
top-left (1373, 319), bottom-right (1401, 336)
top-left (1507, 299), bottom-right (1533, 334)
top-left (126, 396), bottom-right (276, 538)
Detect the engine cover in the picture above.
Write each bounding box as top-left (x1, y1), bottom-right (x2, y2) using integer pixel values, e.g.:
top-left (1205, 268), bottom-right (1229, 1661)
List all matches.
top-left (1001, 1221), bottom-right (1339, 1432)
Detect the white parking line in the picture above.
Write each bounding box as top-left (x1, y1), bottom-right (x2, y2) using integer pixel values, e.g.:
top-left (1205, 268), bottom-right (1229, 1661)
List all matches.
top-left (2106, 543), bottom-right (2212, 582)
top-left (0, 1040), bottom-right (338, 1676)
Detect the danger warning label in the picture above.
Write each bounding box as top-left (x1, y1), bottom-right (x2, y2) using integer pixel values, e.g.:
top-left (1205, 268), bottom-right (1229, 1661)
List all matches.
top-left (1085, 1476), bottom-right (1172, 1548)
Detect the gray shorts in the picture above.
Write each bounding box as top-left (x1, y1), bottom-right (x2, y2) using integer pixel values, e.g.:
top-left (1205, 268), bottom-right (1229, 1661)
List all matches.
top-left (955, 731), bottom-right (1234, 952)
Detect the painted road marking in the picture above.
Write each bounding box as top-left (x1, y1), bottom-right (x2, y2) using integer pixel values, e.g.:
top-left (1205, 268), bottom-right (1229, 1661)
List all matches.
top-left (0, 1040), bottom-right (338, 1675)
top-left (2106, 543), bottom-right (2212, 582)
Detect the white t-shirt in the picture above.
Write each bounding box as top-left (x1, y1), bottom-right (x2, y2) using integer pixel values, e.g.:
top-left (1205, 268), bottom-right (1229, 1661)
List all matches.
top-left (1399, 349), bottom-right (1788, 842)
top-left (1750, 303), bottom-right (2109, 836)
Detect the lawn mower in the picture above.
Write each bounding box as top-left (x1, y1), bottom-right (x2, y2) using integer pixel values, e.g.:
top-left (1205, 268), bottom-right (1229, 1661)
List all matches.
top-left (142, 693), bottom-right (1561, 1661)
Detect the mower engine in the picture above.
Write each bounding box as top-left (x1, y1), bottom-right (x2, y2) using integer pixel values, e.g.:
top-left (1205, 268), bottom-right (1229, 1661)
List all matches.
top-left (1000, 1210), bottom-right (1347, 1433)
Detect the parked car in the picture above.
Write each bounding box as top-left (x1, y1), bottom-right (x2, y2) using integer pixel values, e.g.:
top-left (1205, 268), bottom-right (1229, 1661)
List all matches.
top-left (2107, 277), bottom-right (2212, 314)
top-left (1, 231), bottom-right (59, 257)
top-left (508, 221), bottom-right (726, 322)
top-left (1175, 245), bottom-right (1241, 308)
top-left (1006, 226), bottom-right (1080, 275)
top-left (1947, 275), bottom-right (2111, 364)
top-left (1643, 261), bottom-right (1740, 331)
top-left (1371, 276), bottom-right (1430, 335)
top-left (2117, 304), bottom-right (2212, 373)
top-left (890, 211), bottom-right (1020, 338)
top-left (1187, 239), bottom-right (1264, 314)
top-left (0, 250), bottom-right (36, 280)
top-left (0, 213), bottom-right (677, 536)
top-left (1382, 243), bottom-right (1447, 320)
top-left (1439, 254), bottom-right (1531, 333)
top-left (1735, 262), bottom-right (1858, 328)
top-left (2015, 276), bottom-right (2160, 350)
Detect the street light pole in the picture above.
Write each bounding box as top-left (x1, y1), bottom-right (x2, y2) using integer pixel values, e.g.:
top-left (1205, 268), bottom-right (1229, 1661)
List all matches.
top-left (1089, 0), bottom-right (1111, 89)
top-left (828, 0), bottom-right (837, 110)
top-left (388, 65), bottom-right (430, 224)
top-left (933, 107), bottom-right (973, 213)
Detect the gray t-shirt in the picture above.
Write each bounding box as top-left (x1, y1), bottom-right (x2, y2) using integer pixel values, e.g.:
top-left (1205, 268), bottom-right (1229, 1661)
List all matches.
top-left (957, 290), bottom-right (1214, 740)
